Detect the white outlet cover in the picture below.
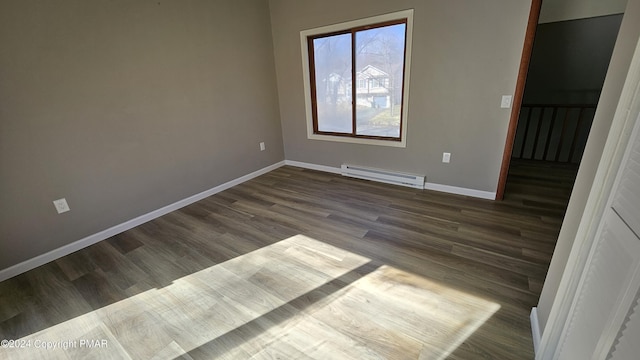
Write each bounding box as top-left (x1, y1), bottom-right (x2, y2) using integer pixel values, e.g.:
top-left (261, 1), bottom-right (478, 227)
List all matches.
top-left (501, 95), bottom-right (513, 109)
top-left (53, 198), bottom-right (70, 214)
top-left (260, 142), bottom-right (266, 151)
top-left (442, 152), bottom-right (451, 163)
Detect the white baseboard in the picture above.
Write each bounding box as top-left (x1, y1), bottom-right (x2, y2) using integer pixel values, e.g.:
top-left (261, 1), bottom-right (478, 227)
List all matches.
top-left (531, 307), bottom-right (541, 355)
top-left (0, 159), bottom-right (496, 281)
top-left (285, 160), bottom-right (496, 200)
top-left (284, 160), bottom-right (341, 174)
top-left (0, 161), bottom-right (286, 282)
top-left (424, 182), bottom-right (496, 200)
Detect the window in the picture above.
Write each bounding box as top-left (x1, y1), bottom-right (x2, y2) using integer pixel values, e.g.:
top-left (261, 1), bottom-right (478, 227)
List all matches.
top-left (301, 10), bottom-right (414, 147)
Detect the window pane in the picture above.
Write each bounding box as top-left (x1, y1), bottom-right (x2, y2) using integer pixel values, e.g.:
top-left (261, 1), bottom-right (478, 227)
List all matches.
top-left (355, 23), bottom-right (405, 138)
top-left (312, 34), bottom-right (353, 133)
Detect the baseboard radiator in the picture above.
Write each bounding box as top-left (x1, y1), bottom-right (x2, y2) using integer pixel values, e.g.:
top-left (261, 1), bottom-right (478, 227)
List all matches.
top-left (340, 164), bottom-right (425, 189)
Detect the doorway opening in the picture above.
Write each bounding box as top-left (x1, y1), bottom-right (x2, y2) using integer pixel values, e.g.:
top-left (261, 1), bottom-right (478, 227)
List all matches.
top-left (498, 5), bottom-right (624, 210)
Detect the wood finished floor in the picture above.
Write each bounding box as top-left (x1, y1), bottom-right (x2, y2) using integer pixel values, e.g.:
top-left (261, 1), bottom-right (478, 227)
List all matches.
top-left (0, 161), bottom-right (577, 359)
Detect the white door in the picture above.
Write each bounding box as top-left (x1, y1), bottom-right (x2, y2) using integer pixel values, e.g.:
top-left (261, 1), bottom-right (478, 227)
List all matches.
top-left (555, 111), bottom-right (640, 359)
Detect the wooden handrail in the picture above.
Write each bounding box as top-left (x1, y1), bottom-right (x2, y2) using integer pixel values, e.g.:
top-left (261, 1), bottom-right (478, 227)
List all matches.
top-left (522, 103), bottom-right (597, 108)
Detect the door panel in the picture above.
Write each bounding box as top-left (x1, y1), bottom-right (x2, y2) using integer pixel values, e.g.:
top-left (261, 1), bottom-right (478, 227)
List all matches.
top-left (612, 124), bottom-right (640, 235)
top-left (557, 211), bottom-right (640, 359)
top-left (607, 288), bottom-right (640, 360)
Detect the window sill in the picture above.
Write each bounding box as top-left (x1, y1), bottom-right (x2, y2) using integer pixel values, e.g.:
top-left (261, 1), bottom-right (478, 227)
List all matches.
top-left (307, 133), bottom-right (407, 148)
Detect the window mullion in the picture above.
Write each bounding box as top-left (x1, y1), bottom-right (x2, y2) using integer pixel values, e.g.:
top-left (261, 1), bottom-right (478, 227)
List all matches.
top-left (351, 30), bottom-right (357, 137)
top-left (308, 37), bottom-right (319, 134)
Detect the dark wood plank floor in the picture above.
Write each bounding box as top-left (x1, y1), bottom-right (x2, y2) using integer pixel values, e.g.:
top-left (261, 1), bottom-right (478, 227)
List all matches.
top-left (0, 161), bottom-right (576, 359)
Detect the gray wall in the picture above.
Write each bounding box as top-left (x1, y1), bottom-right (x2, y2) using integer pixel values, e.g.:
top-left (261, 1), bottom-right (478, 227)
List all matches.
top-left (539, 0), bottom-right (627, 23)
top-left (0, 0), bottom-right (285, 271)
top-left (270, 0), bottom-right (530, 192)
top-left (524, 14), bottom-right (623, 105)
top-left (537, 0), bottom-right (640, 331)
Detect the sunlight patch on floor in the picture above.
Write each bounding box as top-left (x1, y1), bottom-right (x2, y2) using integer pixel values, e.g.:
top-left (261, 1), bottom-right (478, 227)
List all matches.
top-left (2, 235), bottom-right (499, 359)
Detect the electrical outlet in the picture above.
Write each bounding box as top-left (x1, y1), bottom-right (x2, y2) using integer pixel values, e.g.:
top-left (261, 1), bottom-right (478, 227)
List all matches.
top-left (442, 152), bottom-right (451, 163)
top-left (501, 95), bottom-right (513, 109)
top-left (53, 198), bottom-right (70, 214)
top-left (260, 142), bottom-right (266, 151)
